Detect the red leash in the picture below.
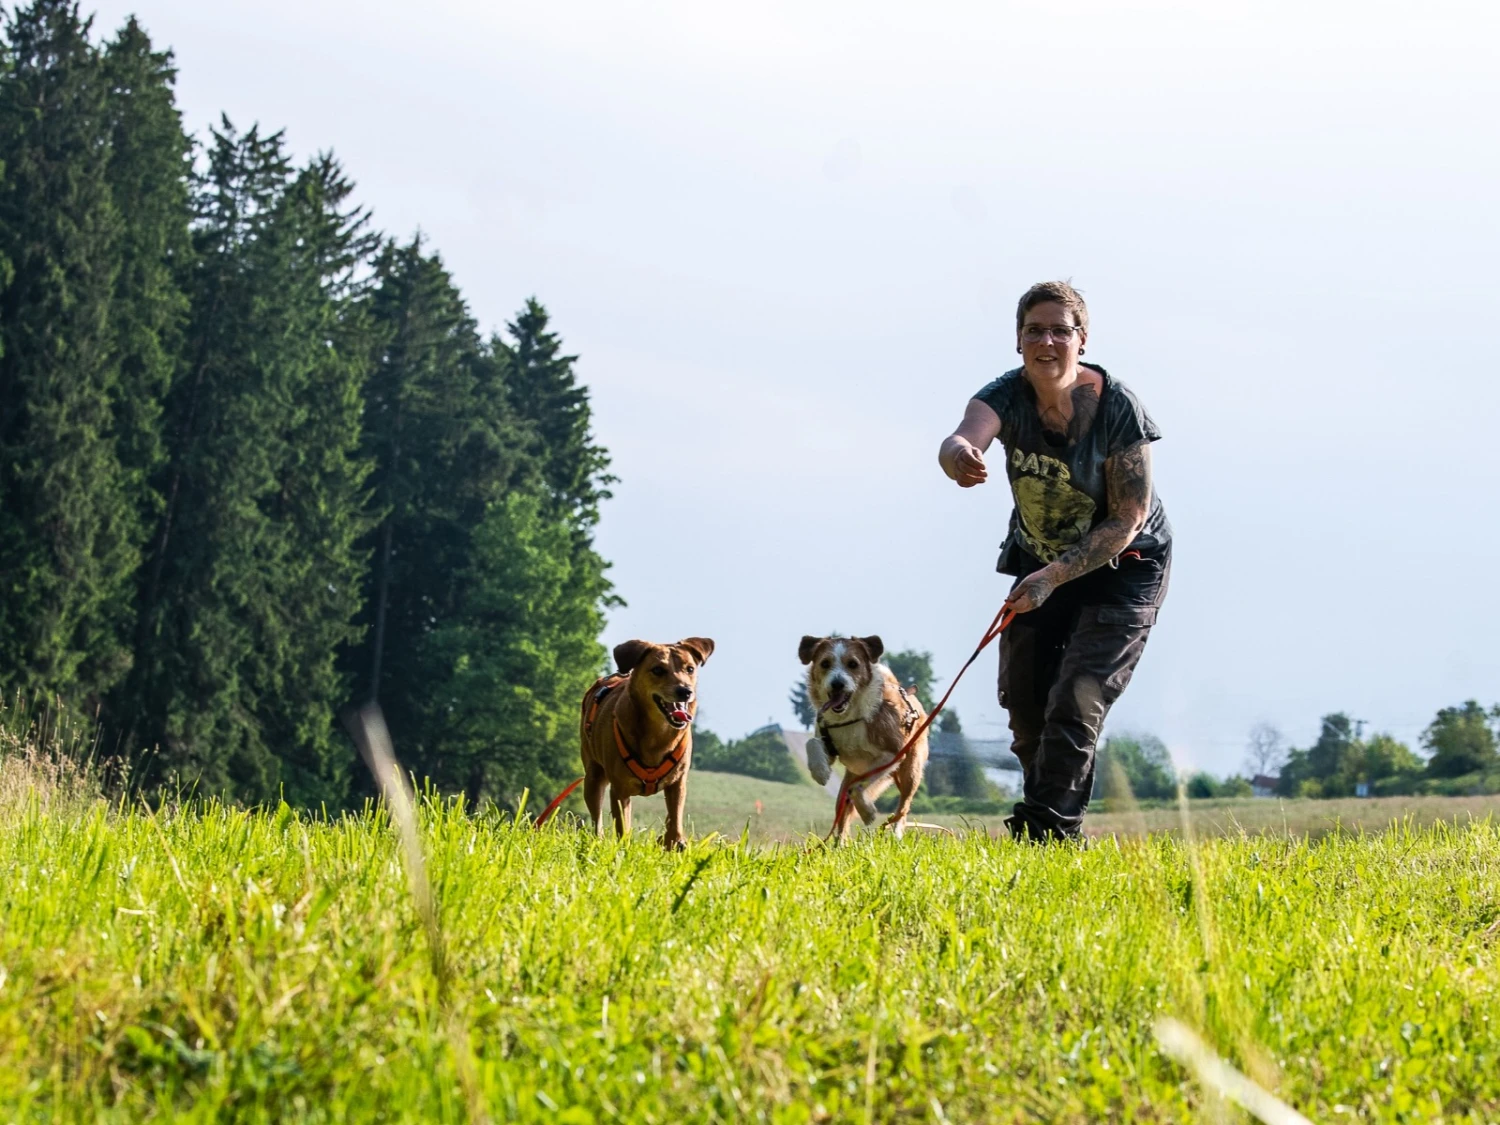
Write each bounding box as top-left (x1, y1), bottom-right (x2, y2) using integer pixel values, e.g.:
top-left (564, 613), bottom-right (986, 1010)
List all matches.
top-left (830, 602), bottom-right (1017, 832)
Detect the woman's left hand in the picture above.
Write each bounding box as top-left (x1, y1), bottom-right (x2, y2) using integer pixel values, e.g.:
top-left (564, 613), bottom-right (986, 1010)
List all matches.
top-left (1004, 567), bottom-right (1060, 615)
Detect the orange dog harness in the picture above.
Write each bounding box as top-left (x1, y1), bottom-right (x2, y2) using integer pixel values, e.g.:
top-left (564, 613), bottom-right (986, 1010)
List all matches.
top-left (586, 672), bottom-right (690, 796)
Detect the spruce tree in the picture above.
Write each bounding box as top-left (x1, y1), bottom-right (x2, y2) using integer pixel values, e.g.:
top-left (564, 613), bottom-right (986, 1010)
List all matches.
top-left (0, 0), bottom-right (140, 707)
top-left (353, 295), bottom-right (617, 806)
top-left (417, 488), bottom-right (609, 805)
top-left (498, 299), bottom-right (613, 526)
top-left (345, 238), bottom-right (536, 791)
top-left (100, 17), bottom-right (191, 551)
top-left (129, 123), bottom-right (376, 804)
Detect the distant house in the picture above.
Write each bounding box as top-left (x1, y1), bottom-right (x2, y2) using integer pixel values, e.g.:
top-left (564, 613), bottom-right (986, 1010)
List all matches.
top-left (1251, 774), bottom-right (1279, 798)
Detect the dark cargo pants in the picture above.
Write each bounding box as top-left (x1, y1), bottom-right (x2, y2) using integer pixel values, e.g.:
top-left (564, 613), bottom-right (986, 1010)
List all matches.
top-left (998, 543), bottom-right (1171, 840)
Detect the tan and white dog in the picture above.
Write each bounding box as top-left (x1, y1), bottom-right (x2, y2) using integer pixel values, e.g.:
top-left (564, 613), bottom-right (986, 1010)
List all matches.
top-left (798, 634), bottom-right (928, 840)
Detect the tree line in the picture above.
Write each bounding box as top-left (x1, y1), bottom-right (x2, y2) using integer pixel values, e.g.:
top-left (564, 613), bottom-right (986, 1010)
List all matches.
top-left (0, 1), bottom-right (614, 808)
top-left (1096, 701), bottom-right (1500, 803)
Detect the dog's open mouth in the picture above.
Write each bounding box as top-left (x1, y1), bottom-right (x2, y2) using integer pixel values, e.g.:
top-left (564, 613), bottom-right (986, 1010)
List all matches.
top-left (821, 688), bottom-right (852, 716)
top-left (655, 695), bottom-right (693, 729)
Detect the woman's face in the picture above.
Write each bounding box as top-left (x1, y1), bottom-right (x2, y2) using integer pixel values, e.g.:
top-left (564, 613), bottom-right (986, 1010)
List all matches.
top-left (1018, 300), bottom-right (1086, 381)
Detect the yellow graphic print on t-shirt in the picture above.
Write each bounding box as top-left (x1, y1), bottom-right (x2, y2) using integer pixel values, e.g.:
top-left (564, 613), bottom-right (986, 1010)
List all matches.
top-left (1009, 448), bottom-right (1098, 563)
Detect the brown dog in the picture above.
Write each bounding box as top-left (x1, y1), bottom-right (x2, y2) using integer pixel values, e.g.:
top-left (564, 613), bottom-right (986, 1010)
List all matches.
top-left (798, 634), bottom-right (928, 841)
top-left (579, 637), bottom-right (714, 849)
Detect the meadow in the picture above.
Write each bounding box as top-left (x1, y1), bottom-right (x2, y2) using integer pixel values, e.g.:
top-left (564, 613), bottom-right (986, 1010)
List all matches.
top-left (623, 768), bottom-right (1500, 845)
top-left (3, 750), bottom-right (1499, 1124)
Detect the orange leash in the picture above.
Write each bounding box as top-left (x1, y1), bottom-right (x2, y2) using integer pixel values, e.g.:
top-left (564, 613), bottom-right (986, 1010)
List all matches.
top-left (536, 672), bottom-right (623, 829)
top-left (830, 603), bottom-right (1017, 832)
top-left (535, 776), bottom-right (585, 827)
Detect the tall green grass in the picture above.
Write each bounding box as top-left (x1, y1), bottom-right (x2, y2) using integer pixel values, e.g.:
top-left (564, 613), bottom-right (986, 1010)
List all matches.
top-left (1, 754), bottom-right (1497, 1121)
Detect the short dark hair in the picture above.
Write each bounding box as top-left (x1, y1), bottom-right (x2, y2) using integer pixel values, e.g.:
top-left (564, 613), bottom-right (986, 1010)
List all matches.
top-left (1015, 280), bottom-right (1088, 335)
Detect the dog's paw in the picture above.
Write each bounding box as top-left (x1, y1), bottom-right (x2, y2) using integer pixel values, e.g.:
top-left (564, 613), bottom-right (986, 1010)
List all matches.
top-left (883, 814), bottom-right (907, 840)
top-left (805, 737), bottom-right (833, 785)
top-left (853, 788), bottom-right (878, 825)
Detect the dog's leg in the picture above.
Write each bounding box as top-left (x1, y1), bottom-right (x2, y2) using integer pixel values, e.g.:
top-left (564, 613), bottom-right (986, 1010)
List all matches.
top-left (831, 790), bottom-right (860, 843)
top-left (610, 790), bottom-right (633, 838)
top-left (806, 736), bottom-right (833, 786)
top-left (851, 786), bottom-right (879, 826)
top-left (661, 777), bottom-right (688, 851)
top-left (584, 766), bottom-right (608, 837)
top-left (883, 771), bottom-right (919, 840)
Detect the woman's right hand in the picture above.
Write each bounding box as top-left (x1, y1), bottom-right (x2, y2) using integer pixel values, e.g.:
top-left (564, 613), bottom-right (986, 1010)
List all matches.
top-left (940, 399), bottom-right (1001, 487)
top-left (946, 439), bottom-right (988, 487)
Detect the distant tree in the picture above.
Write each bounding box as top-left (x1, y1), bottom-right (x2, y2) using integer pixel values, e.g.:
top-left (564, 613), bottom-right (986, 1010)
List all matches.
top-left (789, 679), bottom-right (815, 728)
top-left (1244, 721), bottom-right (1286, 778)
top-left (884, 648), bottom-right (936, 711)
top-left (1095, 733), bottom-right (1176, 800)
top-left (1358, 733), bottom-right (1423, 784)
top-left (1217, 775), bottom-right (1254, 798)
top-left (1185, 771), bottom-right (1218, 799)
top-left (1278, 713), bottom-right (1361, 797)
top-left (694, 724), bottom-right (803, 785)
top-left (1422, 702), bottom-right (1499, 779)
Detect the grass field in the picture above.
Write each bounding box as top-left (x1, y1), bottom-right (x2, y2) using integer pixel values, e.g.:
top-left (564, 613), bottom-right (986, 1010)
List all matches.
top-left (4, 759), bottom-right (1499, 1123)
top-left (622, 768), bottom-right (1500, 844)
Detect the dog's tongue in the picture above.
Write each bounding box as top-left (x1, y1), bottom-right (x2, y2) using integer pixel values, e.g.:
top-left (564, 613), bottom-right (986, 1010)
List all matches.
top-left (670, 706), bottom-right (692, 724)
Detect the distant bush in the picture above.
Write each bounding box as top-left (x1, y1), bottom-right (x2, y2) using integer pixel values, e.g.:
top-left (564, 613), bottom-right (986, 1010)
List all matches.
top-left (1217, 776), bottom-right (1255, 798)
top-left (1421, 770), bottom-right (1500, 797)
top-left (1095, 733), bottom-right (1176, 800)
top-left (1183, 773), bottom-right (1255, 799)
top-left (694, 726), bottom-right (805, 785)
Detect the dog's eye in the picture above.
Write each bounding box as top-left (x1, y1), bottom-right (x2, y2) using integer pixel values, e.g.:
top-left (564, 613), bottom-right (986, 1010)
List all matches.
top-left (820, 659), bottom-right (832, 670)
top-left (845, 660), bottom-right (859, 671)
top-left (652, 666), bottom-right (668, 676)
top-left (683, 665), bottom-right (695, 674)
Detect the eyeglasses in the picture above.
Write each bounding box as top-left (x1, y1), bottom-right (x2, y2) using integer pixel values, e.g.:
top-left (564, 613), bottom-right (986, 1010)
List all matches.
top-left (1019, 324), bottom-right (1082, 343)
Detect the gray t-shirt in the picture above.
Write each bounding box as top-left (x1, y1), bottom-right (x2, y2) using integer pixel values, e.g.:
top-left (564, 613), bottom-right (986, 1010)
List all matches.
top-left (973, 365), bottom-right (1172, 575)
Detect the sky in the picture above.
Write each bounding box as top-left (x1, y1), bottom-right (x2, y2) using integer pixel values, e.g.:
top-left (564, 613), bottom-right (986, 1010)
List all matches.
top-left (89, 0), bottom-right (1500, 775)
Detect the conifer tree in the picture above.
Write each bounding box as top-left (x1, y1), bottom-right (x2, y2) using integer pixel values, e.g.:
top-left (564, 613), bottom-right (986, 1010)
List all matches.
top-left (498, 299), bottom-right (613, 527)
top-left (417, 488), bottom-right (609, 805)
top-left (100, 16), bottom-right (191, 545)
top-left (345, 239), bottom-right (537, 786)
top-left (0, 0), bottom-right (140, 706)
top-left (129, 123), bottom-right (376, 803)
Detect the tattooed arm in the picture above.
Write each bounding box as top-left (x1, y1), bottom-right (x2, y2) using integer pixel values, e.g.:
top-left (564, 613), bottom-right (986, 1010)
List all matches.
top-left (1004, 440), bottom-right (1153, 613)
top-left (939, 399), bottom-right (1002, 487)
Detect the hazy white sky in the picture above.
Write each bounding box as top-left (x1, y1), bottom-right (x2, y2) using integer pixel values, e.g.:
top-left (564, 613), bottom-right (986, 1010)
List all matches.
top-left (92, 0), bottom-right (1500, 774)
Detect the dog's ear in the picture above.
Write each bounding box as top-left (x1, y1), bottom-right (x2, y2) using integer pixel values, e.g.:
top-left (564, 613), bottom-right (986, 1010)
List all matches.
top-left (798, 635), bottom-right (821, 665)
top-left (677, 637), bottom-right (714, 665)
top-left (856, 635), bottom-right (884, 662)
top-left (613, 639), bottom-right (654, 674)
